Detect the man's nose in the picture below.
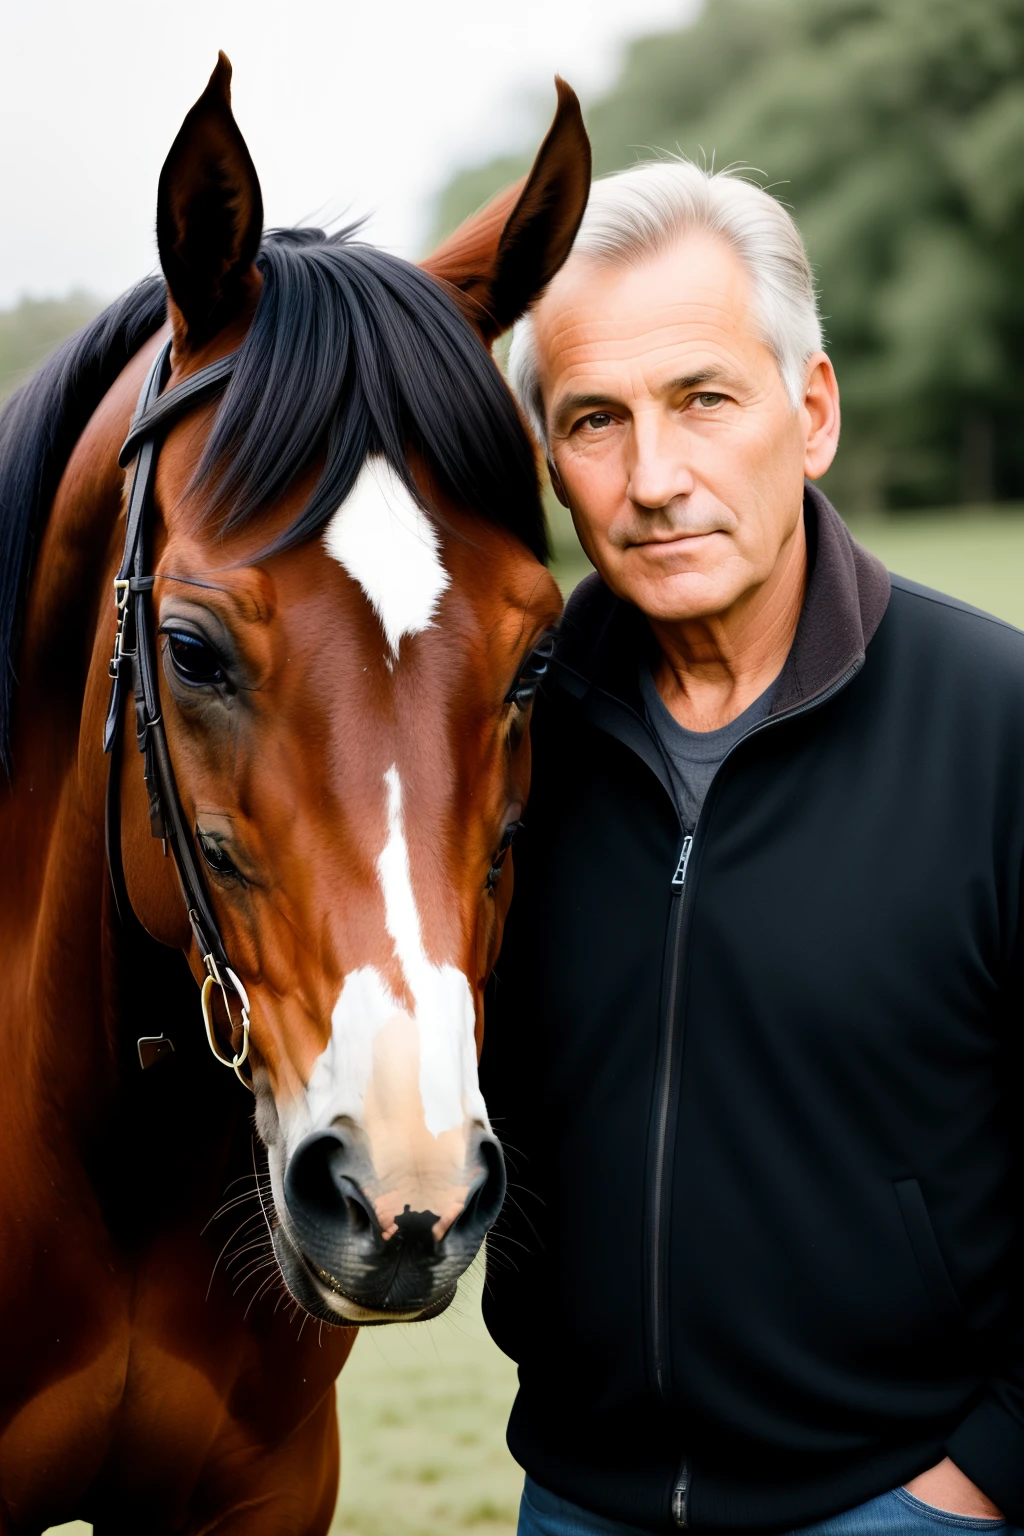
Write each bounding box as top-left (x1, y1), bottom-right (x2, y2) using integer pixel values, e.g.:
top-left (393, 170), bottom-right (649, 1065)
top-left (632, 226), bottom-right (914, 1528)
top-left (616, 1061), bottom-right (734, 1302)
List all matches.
top-left (627, 410), bottom-right (697, 511)
top-left (282, 1125), bottom-right (506, 1311)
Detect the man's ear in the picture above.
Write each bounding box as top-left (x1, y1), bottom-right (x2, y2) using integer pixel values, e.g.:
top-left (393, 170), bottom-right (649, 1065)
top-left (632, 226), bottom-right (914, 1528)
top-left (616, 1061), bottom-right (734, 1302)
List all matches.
top-left (156, 52), bottom-right (264, 353)
top-left (422, 78), bottom-right (591, 346)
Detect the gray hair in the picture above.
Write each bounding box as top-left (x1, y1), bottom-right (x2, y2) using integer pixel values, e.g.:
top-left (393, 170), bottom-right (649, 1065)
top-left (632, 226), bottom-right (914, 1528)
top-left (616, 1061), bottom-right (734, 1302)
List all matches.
top-left (507, 159), bottom-right (823, 447)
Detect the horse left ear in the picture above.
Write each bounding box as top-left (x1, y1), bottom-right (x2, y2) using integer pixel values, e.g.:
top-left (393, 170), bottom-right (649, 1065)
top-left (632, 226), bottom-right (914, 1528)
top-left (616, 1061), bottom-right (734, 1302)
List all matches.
top-left (156, 52), bottom-right (264, 351)
top-left (421, 77), bottom-right (591, 346)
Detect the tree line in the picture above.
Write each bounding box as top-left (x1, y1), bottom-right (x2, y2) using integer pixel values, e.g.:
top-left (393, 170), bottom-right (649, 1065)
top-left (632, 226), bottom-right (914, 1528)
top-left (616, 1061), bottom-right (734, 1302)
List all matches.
top-left (435, 0), bottom-right (1024, 513)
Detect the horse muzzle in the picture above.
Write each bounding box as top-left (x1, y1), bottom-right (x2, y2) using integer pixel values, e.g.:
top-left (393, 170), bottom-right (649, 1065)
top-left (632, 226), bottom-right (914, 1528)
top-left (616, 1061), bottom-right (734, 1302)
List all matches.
top-left (274, 1125), bottom-right (506, 1323)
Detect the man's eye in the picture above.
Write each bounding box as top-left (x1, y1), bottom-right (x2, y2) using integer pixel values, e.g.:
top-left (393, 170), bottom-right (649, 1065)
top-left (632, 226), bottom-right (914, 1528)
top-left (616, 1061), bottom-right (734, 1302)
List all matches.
top-left (581, 412), bottom-right (614, 430)
top-left (165, 631), bottom-right (226, 687)
top-left (694, 392), bottom-right (725, 409)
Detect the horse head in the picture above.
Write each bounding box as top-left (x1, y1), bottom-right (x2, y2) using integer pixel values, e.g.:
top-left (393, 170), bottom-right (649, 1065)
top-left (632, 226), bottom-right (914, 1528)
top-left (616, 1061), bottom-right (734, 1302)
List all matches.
top-left (112, 56), bottom-right (590, 1325)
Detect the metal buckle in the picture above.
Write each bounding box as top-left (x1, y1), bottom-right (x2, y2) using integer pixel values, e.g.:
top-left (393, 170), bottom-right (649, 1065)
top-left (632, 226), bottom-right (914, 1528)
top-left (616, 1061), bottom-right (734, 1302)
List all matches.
top-left (108, 579), bottom-right (132, 678)
top-left (200, 951), bottom-right (252, 1087)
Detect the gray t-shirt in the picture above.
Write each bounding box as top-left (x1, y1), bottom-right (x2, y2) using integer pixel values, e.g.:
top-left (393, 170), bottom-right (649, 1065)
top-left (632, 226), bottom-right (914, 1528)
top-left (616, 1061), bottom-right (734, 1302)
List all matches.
top-left (640, 665), bottom-right (775, 832)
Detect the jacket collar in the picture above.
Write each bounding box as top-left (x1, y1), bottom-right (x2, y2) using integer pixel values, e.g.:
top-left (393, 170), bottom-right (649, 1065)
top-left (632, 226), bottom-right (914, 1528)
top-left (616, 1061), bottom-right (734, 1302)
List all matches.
top-left (551, 483), bottom-right (891, 723)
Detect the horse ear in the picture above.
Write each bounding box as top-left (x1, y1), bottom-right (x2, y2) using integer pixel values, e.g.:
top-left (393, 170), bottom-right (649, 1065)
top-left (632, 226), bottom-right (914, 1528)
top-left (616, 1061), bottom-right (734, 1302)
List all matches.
top-left (422, 77), bottom-right (591, 346)
top-left (156, 52), bottom-right (264, 350)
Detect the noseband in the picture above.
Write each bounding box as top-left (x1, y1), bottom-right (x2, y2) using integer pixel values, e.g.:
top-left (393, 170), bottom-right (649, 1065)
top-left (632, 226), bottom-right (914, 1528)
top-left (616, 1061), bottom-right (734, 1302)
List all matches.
top-left (104, 340), bottom-right (253, 1089)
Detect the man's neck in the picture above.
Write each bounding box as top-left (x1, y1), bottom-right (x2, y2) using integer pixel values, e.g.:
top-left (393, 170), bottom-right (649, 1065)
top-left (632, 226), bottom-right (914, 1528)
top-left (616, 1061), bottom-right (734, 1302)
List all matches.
top-left (648, 517), bottom-right (808, 732)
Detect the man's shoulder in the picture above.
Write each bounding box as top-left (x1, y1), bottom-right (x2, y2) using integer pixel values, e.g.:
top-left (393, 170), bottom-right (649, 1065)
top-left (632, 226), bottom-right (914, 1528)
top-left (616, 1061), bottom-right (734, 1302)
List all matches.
top-left (886, 573), bottom-right (1024, 670)
top-left (879, 573), bottom-right (1024, 730)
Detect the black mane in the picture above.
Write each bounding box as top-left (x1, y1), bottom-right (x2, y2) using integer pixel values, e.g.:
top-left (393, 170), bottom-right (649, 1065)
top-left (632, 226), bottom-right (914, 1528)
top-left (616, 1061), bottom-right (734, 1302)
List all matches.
top-left (0, 227), bottom-right (547, 774)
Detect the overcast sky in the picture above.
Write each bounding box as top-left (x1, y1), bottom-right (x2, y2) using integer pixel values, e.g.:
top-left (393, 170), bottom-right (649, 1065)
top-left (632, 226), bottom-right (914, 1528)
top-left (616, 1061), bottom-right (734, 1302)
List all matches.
top-left (0, 0), bottom-right (698, 309)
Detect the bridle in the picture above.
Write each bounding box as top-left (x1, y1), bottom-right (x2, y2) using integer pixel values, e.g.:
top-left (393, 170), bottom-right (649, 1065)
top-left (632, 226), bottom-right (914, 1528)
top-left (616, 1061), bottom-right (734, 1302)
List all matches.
top-left (103, 338), bottom-right (559, 1091)
top-left (104, 339), bottom-right (254, 1090)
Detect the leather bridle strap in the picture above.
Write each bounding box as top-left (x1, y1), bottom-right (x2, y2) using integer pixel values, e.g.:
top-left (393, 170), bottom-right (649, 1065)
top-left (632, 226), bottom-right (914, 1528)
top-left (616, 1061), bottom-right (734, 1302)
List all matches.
top-left (103, 340), bottom-right (254, 1088)
top-left (117, 350), bottom-right (237, 468)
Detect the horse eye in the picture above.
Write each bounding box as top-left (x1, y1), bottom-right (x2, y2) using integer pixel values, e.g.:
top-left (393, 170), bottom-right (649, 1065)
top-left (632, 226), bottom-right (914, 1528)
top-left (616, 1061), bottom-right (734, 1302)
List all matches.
top-left (485, 821), bottom-right (522, 891)
top-left (499, 820), bottom-right (522, 853)
top-left (166, 630), bottom-right (226, 687)
top-left (196, 829), bottom-right (242, 881)
top-left (505, 632), bottom-right (557, 710)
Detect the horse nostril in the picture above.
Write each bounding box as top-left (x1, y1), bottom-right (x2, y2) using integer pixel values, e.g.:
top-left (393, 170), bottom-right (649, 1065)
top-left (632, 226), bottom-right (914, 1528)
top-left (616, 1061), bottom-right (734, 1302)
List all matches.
top-left (284, 1129), bottom-right (377, 1243)
top-left (451, 1132), bottom-right (507, 1246)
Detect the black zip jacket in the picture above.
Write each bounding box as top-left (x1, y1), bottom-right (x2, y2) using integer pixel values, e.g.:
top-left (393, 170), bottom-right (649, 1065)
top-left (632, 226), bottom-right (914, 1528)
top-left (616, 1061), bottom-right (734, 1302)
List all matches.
top-left (480, 487), bottom-right (1024, 1533)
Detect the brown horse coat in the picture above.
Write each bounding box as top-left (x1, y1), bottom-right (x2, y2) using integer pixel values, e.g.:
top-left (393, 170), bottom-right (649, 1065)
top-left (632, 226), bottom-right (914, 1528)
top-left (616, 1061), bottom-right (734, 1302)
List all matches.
top-left (0, 56), bottom-right (588, 1534)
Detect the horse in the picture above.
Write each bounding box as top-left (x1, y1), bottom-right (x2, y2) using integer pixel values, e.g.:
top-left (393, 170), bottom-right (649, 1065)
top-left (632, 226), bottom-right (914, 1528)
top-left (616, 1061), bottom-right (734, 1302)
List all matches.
top-left (0, 55), bottom-right (589, 1534)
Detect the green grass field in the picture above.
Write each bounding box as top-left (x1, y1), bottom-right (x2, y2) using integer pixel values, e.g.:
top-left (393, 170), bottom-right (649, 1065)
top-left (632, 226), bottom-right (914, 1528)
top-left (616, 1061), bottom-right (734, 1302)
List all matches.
top-left (848, 509), bottom-right (1024, 628)
top-left (43, 504), bottom-right (1024, 1536)
top-left (331, 1261), bottom-right (521, 1536)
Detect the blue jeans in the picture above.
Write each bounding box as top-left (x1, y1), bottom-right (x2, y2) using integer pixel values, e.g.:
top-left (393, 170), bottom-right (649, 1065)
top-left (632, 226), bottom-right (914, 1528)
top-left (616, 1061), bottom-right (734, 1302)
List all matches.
top-left (518, 1477), bottom-right (1023, 1536)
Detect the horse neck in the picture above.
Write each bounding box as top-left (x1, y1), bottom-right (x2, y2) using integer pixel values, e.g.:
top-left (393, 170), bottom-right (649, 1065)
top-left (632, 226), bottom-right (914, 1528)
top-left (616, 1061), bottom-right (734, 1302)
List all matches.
top-left (0, 378), bottom-right (179, 1132)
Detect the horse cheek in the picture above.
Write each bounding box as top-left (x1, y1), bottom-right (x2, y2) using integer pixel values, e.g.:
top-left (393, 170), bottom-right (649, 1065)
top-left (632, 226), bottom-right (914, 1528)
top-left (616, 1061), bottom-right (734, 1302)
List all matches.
top-left (119, 748), bottom-right (191, 950)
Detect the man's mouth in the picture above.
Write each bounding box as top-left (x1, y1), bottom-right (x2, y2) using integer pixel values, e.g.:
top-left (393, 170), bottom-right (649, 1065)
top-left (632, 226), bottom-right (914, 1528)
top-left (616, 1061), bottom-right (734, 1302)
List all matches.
top-left (630, 529), bottom-right (725, 550)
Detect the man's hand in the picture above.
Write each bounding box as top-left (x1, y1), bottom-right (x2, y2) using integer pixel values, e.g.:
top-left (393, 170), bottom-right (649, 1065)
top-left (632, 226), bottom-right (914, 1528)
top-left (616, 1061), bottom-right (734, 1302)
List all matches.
top-left (904, 1458), bottom-right (1004, 1519)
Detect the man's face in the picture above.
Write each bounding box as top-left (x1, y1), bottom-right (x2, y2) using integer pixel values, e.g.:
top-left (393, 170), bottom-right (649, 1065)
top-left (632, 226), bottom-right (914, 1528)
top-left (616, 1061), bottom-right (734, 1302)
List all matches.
top-left (534, 234), bottom-right (837, 623)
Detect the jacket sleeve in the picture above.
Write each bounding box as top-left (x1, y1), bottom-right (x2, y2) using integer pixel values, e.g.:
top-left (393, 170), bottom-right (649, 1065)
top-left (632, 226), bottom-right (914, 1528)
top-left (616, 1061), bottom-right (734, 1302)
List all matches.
top-left (946, 869), bottom-right (1024, 1521)
top-left (946, 1349), bottom-right (1024, 1521)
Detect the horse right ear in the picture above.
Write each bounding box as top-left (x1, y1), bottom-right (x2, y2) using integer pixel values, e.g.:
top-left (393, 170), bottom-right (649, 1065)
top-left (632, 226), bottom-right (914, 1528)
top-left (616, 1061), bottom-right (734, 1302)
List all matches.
top-left (422, 77), bottom-right (591, 346)
top-left (156, 53), bottom-right (264, 352)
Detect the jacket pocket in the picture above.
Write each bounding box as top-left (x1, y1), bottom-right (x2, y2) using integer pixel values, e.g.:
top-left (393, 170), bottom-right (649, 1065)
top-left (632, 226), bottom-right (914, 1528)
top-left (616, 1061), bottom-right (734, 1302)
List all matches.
top-left (894, 1177), bottom-right (964, 1325)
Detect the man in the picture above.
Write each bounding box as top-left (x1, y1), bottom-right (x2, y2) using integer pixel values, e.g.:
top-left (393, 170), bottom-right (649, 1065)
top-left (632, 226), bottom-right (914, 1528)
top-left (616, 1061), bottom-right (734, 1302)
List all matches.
top-left (480, 160), bottom-right (1024, 1536)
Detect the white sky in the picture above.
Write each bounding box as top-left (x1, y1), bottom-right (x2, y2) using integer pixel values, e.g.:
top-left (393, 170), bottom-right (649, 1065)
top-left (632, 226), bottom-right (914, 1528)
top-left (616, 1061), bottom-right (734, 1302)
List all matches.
top-left (0, 0), bottom-right (698, 309)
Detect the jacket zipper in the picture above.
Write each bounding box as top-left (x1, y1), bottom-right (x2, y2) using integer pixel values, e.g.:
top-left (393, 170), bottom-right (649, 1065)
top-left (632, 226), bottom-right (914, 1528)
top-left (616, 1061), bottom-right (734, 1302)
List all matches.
top-left (671, 835), bottom-right (692, 889)
top-left (646, 661), bottom-right (864, 1523)
top-left (672, 1458), bottom-right (691, 1528)
top-left (649, 843), bottom-right (690, 1396)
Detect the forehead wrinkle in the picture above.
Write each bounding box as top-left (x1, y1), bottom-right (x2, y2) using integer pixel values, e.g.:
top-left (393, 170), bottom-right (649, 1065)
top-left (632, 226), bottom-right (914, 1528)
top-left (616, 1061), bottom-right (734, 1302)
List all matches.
top-left (549, 310), bottom-right (755, 382)
top-left (542, 229), bottom-right (750, 311)
top-left (538, 243), bottom-right (759, 404)
top-left (548, 292), bottom-right (750, 350)
top-left (631, 345), bottom-right (749, 396)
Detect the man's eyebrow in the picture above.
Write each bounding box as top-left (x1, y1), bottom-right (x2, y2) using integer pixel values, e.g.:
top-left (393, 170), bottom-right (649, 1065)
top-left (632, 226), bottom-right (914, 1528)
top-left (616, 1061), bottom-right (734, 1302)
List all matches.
top-left (664, 368), bottom-right (724, 391)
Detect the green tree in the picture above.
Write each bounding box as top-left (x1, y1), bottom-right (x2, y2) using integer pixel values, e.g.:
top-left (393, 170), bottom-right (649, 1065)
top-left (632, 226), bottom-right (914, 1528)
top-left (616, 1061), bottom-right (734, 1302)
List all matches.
top-left (434, 0), bottom-right (1024, 512)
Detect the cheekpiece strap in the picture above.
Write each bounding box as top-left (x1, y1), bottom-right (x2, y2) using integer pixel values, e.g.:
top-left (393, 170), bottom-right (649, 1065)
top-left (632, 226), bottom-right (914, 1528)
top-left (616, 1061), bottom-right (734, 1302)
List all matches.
top-left (102, 339), bottom-right (251, 1087)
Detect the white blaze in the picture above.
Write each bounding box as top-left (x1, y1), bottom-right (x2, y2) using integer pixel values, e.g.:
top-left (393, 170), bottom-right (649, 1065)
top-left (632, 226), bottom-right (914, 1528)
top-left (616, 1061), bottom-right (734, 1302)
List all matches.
top-left (377, 765), bottom-right (479, 1136)
top-left (300, 765), bottom-right (485, 1144)
top-left (322, 455), bottom-right (450, 660)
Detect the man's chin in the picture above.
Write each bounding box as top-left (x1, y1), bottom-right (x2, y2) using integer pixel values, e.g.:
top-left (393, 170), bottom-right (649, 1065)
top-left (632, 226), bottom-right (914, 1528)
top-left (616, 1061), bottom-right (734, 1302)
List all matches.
top-left (605, 554), bottom-right (741, 625)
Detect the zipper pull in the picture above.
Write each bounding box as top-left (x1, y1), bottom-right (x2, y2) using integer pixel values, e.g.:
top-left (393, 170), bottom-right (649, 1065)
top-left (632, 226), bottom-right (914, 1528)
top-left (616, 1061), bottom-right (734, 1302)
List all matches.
top-left (671, 1461), bottom-right (691, 1527)
top-left (671, 835), bottom-right (693, 891)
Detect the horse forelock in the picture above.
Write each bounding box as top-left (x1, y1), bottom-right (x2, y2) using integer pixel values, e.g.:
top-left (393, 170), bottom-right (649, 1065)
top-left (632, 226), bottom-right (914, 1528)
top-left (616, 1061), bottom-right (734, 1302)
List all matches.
top-left (190, 228), bottom-right (547, 564)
